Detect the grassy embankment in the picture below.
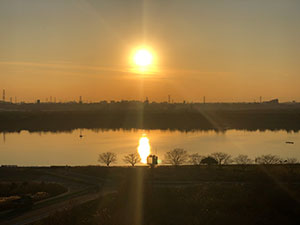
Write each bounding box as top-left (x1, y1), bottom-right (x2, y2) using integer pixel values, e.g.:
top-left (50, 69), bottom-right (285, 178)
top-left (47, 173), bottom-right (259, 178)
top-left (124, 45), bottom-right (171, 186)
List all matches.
top-left (30, 165), bottom-right (300, 225)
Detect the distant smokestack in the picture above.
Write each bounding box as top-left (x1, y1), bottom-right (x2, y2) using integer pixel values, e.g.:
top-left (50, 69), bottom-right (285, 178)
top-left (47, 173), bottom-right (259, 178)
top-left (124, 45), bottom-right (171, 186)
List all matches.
top-left (2, 89), bottom-right (5, 102)
top-left (168, 95), bottom-right (171, 103)
top-left (203, 96), bottom-right (206, 104)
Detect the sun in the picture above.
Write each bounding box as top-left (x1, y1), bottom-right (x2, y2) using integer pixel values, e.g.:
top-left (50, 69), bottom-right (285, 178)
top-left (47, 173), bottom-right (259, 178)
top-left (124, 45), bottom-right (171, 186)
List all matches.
top-left (130, 46), bottom-right (157, 74)
top-left (133, 49), bottom-right (153, 67)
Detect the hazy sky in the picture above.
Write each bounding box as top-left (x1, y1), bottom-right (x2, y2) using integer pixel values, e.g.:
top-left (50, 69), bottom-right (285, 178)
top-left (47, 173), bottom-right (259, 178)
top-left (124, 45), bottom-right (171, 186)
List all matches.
top-left (1, 0), bottom-right (300, 102)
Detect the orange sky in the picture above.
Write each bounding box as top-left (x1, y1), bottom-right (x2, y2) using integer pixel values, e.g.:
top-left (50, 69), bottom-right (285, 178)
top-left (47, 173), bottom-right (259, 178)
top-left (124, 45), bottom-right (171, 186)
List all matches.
top-left (0, 0), bottom-right (300, 103)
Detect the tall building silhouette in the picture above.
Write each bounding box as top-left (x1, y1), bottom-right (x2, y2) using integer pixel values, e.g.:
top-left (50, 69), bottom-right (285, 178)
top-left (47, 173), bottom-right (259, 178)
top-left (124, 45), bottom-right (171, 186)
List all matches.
top-left (2, 89), bottom-right (5, 102)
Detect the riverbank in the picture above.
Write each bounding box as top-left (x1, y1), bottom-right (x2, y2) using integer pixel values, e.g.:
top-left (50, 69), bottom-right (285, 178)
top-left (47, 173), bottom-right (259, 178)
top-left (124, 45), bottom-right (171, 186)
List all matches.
top-left (1, 107), bottom-right (300, 132)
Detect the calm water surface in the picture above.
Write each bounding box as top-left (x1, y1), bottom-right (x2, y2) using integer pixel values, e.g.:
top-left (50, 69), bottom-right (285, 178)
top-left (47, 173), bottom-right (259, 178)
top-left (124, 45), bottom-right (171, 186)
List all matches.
top-left (0, 129), bottom-right (299, 166)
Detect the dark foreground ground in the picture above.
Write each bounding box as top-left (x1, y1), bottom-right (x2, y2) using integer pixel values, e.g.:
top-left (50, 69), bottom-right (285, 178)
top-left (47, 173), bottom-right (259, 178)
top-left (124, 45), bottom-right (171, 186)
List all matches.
top-left (0, 165), bottom-right (299, 225)
top-left (5, 165), bottom-right (294, 225)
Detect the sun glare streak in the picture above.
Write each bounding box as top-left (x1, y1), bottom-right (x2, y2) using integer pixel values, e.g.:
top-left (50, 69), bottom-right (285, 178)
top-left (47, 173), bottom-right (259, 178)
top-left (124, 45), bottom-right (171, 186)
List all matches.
top-left (137, 135), bottom-right (151, 163)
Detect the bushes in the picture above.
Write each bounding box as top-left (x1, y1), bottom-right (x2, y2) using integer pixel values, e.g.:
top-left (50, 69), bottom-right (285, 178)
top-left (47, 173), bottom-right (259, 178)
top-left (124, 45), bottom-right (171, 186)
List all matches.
top-left (0, 181), bottom-right (67, 198)
top-left (0, 181), bottom-right (67, 212)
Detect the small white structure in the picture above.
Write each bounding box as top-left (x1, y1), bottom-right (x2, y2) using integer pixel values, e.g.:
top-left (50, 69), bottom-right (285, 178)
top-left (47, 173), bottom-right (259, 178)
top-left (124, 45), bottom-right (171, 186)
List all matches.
top-left (147, 155), bottom-right (158, 168)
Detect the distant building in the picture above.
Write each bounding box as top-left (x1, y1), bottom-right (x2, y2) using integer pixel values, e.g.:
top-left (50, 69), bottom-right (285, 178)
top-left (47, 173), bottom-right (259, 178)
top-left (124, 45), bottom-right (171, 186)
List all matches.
top-left (1, 165), bottom-right (18, 168)
top-left (263, 99), bottom-right (279, 104)
top-left (144, 97), bottom-right (149, 104)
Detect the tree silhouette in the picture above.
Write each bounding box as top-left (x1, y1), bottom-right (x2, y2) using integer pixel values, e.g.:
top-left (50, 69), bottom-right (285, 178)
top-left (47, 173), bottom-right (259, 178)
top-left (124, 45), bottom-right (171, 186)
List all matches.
top-left (255, 154), bottom-right (281, 164)
top-left (98, 152), bottom-right (117, 167)
top-left (164, 148), bottom-right (189, 166)
top-left (200, 156), bottom-right (218, 165)
top-left (123, 153), bottom-right (141, 166)
top-left (189, 153), bottom-right (204, 165)
top-left (234, 154), bottom-right (253, 165)
top-left (210, 152), bottom-right (232, 165)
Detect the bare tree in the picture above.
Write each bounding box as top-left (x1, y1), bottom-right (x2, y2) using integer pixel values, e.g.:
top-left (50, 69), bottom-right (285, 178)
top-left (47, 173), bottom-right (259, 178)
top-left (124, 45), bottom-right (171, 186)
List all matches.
top-left (234, 154), bottom-right (253, 165)
top-left (189, 153), bottom-right (204, 165)
top-left (98, 152), bottom-right (117, 167)
top-left (123, 153), bottom-right (141, 166)
top-left (210, 152), bottom-right (232, 165)
top-left (255, 154), bottom-right (281, 164)
top-left (164, 148), bottom-right (189, 166)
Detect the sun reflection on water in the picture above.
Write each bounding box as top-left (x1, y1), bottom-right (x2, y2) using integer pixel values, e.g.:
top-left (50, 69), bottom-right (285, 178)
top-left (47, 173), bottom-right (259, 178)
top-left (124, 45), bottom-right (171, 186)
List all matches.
top-left (137, 134), bottom-right (151, 163)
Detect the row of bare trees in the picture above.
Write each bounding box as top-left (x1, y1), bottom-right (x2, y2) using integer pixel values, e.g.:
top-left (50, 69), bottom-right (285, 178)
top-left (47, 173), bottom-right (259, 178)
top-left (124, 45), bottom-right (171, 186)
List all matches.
top-left (164, 148), bottom-right (298, 166)
top-left (98, 149), bottom-right (298, 167)
top-left (98, 152), bottom-right (141, 167)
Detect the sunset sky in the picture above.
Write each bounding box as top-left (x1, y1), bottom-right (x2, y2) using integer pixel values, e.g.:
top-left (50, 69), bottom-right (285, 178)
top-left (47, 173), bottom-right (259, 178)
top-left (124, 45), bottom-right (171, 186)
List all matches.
top-left (0, 0), bottom-right (300, 103)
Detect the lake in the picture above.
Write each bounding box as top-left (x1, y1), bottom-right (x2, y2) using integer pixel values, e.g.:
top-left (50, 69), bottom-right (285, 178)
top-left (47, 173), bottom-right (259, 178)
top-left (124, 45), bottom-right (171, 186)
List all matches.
top-left (0, 129), bottom-right (299, 166)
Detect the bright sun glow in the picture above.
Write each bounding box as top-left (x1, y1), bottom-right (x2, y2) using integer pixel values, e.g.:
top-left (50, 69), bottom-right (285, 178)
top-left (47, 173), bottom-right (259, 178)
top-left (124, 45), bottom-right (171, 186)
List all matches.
top-left (133, 49), bottom-right (153, 67)
top-left (137, 135), bottom-right (151, 163)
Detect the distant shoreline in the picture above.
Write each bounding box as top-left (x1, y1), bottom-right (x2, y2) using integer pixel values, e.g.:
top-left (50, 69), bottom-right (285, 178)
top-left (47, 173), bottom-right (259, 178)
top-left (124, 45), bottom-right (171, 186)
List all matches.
top-left (1, 103), bottom-right (300, 132)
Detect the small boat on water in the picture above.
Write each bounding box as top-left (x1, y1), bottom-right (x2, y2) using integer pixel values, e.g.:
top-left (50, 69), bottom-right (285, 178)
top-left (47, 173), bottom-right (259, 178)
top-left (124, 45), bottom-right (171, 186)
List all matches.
top-left (285, 141), bottom-right (294, 144)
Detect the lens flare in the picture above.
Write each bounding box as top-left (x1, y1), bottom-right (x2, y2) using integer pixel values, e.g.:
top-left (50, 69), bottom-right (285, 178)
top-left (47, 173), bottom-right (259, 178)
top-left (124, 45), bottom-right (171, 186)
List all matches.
top-left (137, 135), bottom-right (151, 163)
